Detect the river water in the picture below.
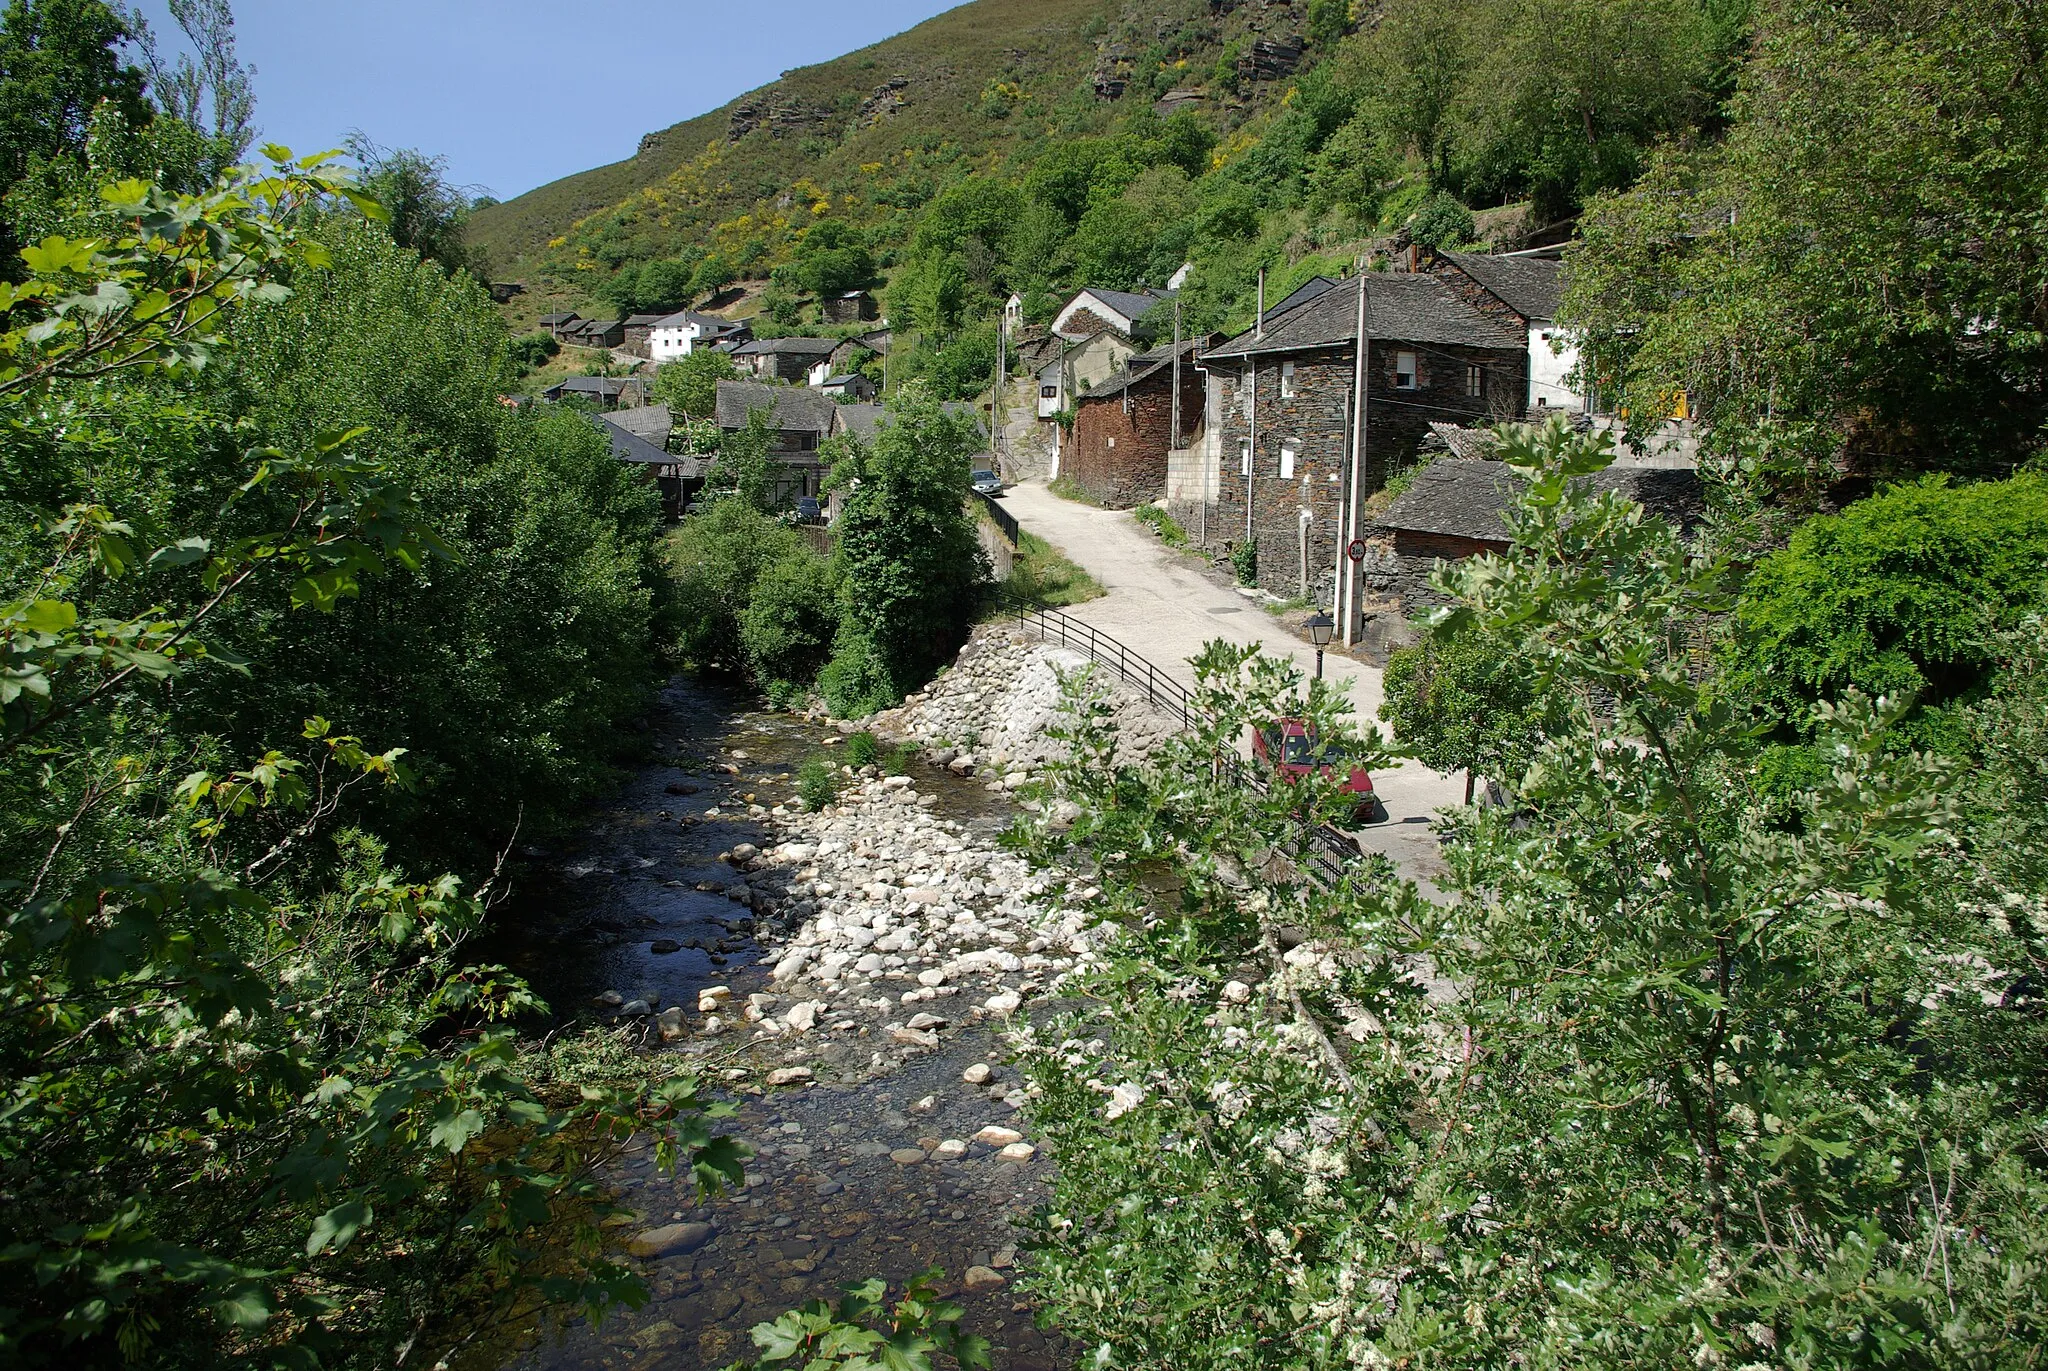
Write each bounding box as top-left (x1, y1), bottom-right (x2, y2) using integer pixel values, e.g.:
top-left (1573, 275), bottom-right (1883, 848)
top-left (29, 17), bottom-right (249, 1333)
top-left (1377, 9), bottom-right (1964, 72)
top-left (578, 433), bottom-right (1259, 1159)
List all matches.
top-left (472, 673), bottom-right (1070, 1371)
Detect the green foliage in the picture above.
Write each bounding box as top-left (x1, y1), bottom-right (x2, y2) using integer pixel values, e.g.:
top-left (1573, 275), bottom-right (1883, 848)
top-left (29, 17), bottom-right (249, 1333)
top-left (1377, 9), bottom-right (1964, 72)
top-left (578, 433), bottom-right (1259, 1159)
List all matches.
top-left (1229, 538), bottom-right (1257, 586)
top-left (1404, 187), bottom-right (1473, 248)
top-left (740, 546), bottom-right (839, 690)
top-left (797, 754), bottom-right (840, 809)
top-left (816, 627), bottom-right (897, 718)
top-left (827, 385), bottom-right (989, 697)
top-left (1719, 471), bottom-right (2048, 753)
top-left (345, 134), bottom-right (484, 277)
top-left (1306, 0), bottom-right (1351, 50)
top-left (705, 406), bottom-right (779, 512)
top-left (1046, 473), bottom-right (1098, 506)
top-left (662, 497), bottom-right (809, 672)
top-left (1380, 616), bottom-right (1559, 795)
top-left (1566, 0), bottom-right (2048, 481)
top-left (0, 158), bottom-right (733, 1369)
top-left (842, 730), bottom-right (878, 768)
top-left (779, 218), bottom-right (874, 298)
top-left (649, 345), bottom-right (738, 421)
top-left (723, 1269), bottom-right (990, 1371)
top-left (1014, 417), bottom-right (2048, 1369)
top-left (1000, 529), bottom-right (1103, 611)
top-left (507, 327), bottom-right (559, 370)
top-left (1132, 503), bottom-right (1186, 547)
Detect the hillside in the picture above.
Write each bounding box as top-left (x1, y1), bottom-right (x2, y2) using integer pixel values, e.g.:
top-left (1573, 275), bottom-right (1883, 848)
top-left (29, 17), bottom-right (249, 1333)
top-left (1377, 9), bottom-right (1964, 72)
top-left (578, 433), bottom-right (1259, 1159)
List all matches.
top-left (471, 0), bottom-right (1320, 306)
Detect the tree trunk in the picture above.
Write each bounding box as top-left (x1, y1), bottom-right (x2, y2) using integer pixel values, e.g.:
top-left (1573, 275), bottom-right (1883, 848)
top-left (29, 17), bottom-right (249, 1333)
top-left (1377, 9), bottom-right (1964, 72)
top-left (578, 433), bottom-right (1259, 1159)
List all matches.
top-left (1464, 770), bottom-right (1475, 805)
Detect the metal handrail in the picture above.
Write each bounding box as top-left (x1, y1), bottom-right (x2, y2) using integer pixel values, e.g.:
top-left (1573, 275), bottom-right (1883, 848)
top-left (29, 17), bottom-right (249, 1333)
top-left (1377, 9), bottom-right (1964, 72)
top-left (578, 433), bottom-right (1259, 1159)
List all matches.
top-left (1017, 607), bottom-right (1362, 887)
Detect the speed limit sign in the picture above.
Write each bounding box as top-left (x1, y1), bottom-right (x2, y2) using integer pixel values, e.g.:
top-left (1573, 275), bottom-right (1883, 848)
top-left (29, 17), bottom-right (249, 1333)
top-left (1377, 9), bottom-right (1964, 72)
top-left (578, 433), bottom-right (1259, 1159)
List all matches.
top-left (1346, 538), bottom-right (1367, 562)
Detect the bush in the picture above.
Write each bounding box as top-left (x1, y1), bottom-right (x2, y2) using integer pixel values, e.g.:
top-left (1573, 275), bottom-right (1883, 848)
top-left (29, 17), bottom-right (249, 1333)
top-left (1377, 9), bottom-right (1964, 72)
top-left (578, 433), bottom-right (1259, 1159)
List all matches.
top-left (797, 755), bottom-right (840, 809)
top-left (508, 329), bottom-right (559, 370)
top-left (664, 499), bottom-right (808, 672)
top-left (1721, 471), bottom-right (2048, 752)
top-left (1230, 538), bottom-right (1258, 585)
top-left (817, 630), bottom-right (898, 718)
top-left (1407, 189), bottom-right (1476, 249)
top-left (740, 547), bottom-right (839, 688)
top-left (843, 730), bottom-right (880, 768)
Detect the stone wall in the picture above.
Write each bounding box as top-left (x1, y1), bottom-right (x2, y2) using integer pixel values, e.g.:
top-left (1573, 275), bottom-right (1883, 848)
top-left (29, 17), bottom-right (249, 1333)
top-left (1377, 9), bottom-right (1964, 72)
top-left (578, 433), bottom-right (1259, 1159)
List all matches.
top-left (1364, 528), bottom-right (1505, 617)
top-left (1204, 339), bottom-right (1525, 596)
top-left (1064, 366), bottom-right (1204, 509)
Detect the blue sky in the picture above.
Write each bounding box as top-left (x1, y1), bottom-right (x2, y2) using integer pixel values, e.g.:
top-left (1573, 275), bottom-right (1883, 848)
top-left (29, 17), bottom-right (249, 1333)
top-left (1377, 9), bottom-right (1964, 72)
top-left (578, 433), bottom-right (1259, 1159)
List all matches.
top-left (126, 1), bottom-right (963, 201)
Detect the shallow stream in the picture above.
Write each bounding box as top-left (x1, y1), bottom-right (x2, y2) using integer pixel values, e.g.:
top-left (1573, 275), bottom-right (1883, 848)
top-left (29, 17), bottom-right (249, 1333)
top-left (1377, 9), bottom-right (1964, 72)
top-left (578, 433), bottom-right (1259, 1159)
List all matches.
top-left (474, 675), bottom-right (1069, 1371)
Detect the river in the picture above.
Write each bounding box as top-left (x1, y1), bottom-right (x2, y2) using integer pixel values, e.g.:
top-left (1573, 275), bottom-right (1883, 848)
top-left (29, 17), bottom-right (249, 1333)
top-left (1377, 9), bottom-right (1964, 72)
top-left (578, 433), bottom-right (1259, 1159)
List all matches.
top-left (471, 672), bottom-right (1070, 1370)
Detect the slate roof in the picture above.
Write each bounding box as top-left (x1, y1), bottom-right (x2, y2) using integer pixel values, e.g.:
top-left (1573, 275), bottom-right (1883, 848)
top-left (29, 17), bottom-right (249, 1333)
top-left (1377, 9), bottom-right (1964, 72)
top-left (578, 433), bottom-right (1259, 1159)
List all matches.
top-left (1204, 274), bottom-right (1525, 359)
top-left (714, 380), bottom-right (837, 432)
top-left (1378, 457), bottom-right (1703, 544)
top-left (603, 403), bottom-right (673, 446)
top-left (549, 375), bottom-right (638, 398)
top-left (539, 312), bottom-right (579, 326)
top-left (1420, 421), bottom-right (1501, 462)
top-left (734, 336), bottom-right (840, 357)
top-left (1262, 275), bottom-right (1340, 323)
top-left (1436, 250), bottom-right (1565, 323)
top-left (623, 313), bottom-right (668, 326)
top-left (1082, 337), bottom-right (1202, 402)
top-left (650, 309), bottom-right (745, 332)
top-left (1080, 287), bottom-right (1172, 322)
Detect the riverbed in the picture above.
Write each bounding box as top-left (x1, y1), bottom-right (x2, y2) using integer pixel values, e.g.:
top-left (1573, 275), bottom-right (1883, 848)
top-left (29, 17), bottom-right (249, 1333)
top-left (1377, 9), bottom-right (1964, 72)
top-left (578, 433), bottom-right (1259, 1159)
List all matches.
top-left (475, 672), bottom-right (1071, 1371)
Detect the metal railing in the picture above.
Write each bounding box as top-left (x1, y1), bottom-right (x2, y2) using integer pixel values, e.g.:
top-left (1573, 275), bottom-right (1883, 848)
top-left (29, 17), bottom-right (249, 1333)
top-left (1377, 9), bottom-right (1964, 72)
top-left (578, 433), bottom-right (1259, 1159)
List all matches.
top-left (974, 490), bottom-right (1020, 546)
top-left (1023, 608), bottom-right (1195, 726)
top-left (1018, 608), bottom-right (1363, 886)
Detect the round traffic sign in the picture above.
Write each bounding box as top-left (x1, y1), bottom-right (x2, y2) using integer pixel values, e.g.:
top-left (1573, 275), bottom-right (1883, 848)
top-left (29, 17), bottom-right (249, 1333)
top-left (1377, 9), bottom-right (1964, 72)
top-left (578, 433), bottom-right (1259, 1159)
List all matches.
top-left (1346, 538), bottom-right (1367, 563)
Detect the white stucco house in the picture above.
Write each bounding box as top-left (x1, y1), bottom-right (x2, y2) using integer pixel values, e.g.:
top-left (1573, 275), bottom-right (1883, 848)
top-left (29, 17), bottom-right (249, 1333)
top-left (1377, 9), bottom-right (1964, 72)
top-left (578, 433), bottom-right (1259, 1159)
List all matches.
top-left (647, 310), bottom-right (750, 363)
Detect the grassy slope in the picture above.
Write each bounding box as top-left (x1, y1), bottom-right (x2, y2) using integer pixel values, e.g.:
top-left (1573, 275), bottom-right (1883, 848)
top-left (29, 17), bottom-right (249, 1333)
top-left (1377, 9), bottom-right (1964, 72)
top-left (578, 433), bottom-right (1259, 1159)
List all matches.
top-left (468, 0), bottom-right (1115, 281)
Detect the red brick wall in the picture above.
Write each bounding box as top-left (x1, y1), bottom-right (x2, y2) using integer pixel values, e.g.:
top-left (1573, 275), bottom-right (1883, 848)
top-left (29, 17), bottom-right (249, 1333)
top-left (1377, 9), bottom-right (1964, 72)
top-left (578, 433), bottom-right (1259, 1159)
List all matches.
top-left (1065, 364), bottom-right (1204, 508)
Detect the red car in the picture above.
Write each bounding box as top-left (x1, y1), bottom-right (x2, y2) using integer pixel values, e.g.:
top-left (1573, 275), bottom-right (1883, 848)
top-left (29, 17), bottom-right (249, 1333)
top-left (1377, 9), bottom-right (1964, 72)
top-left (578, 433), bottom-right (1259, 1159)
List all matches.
top-left (1251, 718), bottom-right (1387, 824)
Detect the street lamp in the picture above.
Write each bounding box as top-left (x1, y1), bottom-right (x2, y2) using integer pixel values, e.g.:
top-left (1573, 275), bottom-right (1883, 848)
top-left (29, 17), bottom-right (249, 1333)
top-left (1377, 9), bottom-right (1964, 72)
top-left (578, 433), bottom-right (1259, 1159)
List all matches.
top-left (1303, 611), bottom-right (1334, 680)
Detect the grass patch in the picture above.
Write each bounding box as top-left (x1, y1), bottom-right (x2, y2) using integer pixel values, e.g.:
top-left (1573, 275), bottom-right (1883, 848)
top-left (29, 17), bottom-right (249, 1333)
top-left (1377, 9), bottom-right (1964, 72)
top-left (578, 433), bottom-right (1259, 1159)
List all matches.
top-left (1262, 593), bottom-right (1317, 617)
top-left (1047, 474), bottom-right (1100, 506)
top-left (1001, 529), bottom-right (1103, 609)
top-left (844, 730), bottom-right (879, 768)
top-left (1133, 503), bottom-right (1187, 547)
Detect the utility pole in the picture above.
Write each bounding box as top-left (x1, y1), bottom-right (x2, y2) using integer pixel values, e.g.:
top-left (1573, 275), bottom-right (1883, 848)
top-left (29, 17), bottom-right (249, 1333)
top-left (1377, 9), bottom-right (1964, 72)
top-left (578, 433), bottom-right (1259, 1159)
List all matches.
top-left (1170, 295), bottom-right (1182, 448)
top-left (1340, 272), bottom-right (1371, 647)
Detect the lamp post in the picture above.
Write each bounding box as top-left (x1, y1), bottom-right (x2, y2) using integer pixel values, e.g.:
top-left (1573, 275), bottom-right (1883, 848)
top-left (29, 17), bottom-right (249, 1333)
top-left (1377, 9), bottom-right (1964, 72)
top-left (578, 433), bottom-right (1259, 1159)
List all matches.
top-left (1303, 611), bottom-right (1334, 680)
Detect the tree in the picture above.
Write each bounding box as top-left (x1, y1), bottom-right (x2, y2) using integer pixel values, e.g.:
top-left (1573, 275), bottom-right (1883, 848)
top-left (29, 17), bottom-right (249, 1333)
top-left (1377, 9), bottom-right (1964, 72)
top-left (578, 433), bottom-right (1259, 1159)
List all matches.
top-left (650, 345), bottom-right (737, 421)
top-left (0, 154), bottom-right (740, 1370)
top-left (1718, 470), bottom-right (2048, 754)
top-left (1380, 617), bottom-right (1558, 801)
top-left (1405, 187), bottom-right (1474, 248)
top-left (346, 133), bottom-right (483, 277)
top-left (121, 0), bottom-right (255, 178)
top-left (1565, 0), bottom-right (2048, 483)
top-left (0, 0), bottom-right (147, 266)
top-left (1013, 417), bottom-right (2048, 1368)
top-left (825, 386), bottom-right (988, 699)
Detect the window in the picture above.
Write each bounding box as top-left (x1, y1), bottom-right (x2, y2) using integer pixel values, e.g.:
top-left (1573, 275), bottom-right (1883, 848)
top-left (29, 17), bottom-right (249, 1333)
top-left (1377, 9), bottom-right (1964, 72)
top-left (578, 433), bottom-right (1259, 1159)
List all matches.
top-left (1279, 439), bottom-right (1298, 480)
top-left (1466, 364), bottom-right (1483, 398)
top-left (1238, 437), bottom-right (1253, 476)
top-left (1041, 385), bottom-right (1059, 399)
top-left (1395, 351), bottom-right (1418, 389)
top-left (1280, 361), bottom-right (1296, 398)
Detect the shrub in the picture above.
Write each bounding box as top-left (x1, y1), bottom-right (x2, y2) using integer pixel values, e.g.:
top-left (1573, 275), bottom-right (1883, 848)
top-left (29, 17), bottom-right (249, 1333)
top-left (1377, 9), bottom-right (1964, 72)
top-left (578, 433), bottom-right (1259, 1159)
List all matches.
top-left (817, 629), bottom-right (898, 718)
top-left (843, 730), bottom-right (880, 768)
top-left (1407, 189), bottom-right (1475, 249)
top-left (882, 742), bottom-right (918, 776)
top-left (740, 548), bottom-right (839, 688)
top-left (797, 755), bottom-right (840, 809)
top-left (1721, 471), bottom-right (2048, 752)
top-left (1230, 538), bottom-right (1258, 585)
top-left (663, 499), bottom-right (805, 671)
top-left (508, 329), bottom-right (559, 370)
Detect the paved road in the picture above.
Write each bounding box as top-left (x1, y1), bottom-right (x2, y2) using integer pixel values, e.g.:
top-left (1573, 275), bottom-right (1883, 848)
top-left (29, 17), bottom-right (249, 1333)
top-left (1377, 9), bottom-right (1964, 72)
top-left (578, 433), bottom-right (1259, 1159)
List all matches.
top-left (1001, 479), bottom-right (1461, 890)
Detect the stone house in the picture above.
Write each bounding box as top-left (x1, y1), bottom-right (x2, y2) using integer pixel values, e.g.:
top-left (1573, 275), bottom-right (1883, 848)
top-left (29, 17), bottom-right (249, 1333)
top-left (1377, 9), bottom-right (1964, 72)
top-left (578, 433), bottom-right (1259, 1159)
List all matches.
top-left (1032, 329), bottom-right (1142, 471)
top-left (1198, 271), bottom-right (1529, 606)
top-left (1418, 248), bottom-right (1587, 414)
top-left (539, 311), bottom-right (580, 339)
top-left (568, 318), bottom-right (625, 350)
top-left (1368, 457), bottom-right (1703, 621)
top-left (822, 290), bottom-right (879, 324)
top-left (1062, 338), bottom-right (1208, 508)
top-left (1052, 286), bottom-right (1174, 342)
top-left (732, 336), bottom-right (841, 383)
top-left (541, 374), bottom-right (648, 411)
top-left (713, 380), bottom-right (837, 506)
top-left (620, 314), bottom-right (666, 358)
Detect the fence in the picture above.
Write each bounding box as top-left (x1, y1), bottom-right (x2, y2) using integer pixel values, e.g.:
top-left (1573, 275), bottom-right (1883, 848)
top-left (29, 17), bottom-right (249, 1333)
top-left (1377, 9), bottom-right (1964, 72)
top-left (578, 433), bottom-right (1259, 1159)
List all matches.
top-left (974, 490), bottom-right (1020, 547)
top-left (1017, 607), bottom-right (1362, 886)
